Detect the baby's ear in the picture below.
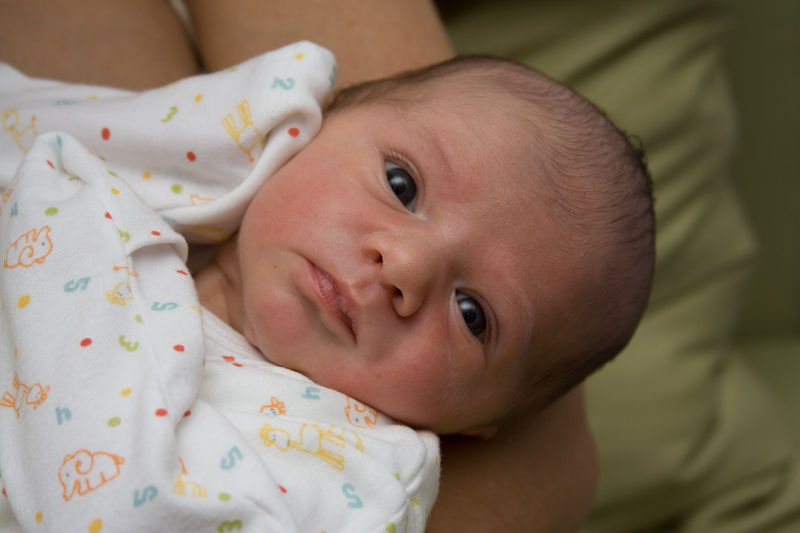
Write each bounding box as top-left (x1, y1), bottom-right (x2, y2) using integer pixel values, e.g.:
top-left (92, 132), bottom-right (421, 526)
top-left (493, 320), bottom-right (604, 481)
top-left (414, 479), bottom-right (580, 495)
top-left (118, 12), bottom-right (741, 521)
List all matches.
top-left (460, 424), bottom-right (500, 440)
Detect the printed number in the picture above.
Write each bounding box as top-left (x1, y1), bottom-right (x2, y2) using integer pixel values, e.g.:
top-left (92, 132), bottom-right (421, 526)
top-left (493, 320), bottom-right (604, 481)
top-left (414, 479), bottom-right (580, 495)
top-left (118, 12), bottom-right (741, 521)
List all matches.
top-left (55, 406), bottom-right (72, 425)
top-left (64, 277), bottom-right (90, 292)
top-left (342, 483), bottom-right (363, 508)
top-left (133, 485), bottom-right (158, 507)
top-left (217, 520), bottom-right (243, 532)
top-left (151, 301), bottom-right (178, 311)
top-left (220, 446), bottom-right (243, 470)
top-left (301, 387), bottom-right (320, 400)
top-left (118, 335), bottom-right (139, 352)
top-left (271, 77), bottom-right (295, 90)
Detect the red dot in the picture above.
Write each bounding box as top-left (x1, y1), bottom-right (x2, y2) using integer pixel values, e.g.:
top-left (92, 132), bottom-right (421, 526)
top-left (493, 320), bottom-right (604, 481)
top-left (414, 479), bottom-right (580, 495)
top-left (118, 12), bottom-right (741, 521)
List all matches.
top-left (155, 408), bottom-right (168, 417)
top-left (176, 269), bottom-right (187, 276)
top-left (288, 127), bottom-right (299, 137)
top-left (183, 410), bottom-right (191, 417)
top-left (101, 128), bottom-right (110, 140)
top-left (173, 344), bottom-right (185, 352)
top-left (104, 212), bottom-right (112, 219)
top-left (80, 338), bottom-right (92, 347)
top-left (278, 485), bottom-right (287, 493)
top-left (186, 151), bottom-right (196, 162)
top-left (233, 362), bottom-right (243, 368)
top-left (151, 231), bottom-right (161, 236)
top-left (222, 356), bottom-right (234, 362)
top-left (47, 160), bottom-right (55, 169)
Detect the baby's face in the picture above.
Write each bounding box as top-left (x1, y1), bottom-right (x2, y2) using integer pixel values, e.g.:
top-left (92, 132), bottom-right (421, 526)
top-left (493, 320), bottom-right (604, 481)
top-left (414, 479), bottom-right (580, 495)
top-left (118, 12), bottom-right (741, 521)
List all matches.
top-left (235, 102), bottom-right (555, 434)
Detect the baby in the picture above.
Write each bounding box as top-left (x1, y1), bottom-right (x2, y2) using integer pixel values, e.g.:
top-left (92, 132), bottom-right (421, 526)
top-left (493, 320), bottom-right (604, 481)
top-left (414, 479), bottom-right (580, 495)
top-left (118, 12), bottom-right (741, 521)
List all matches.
top-left (0, 43), bottom-right (652, 532)
top-left (196, 54), bottom-right (655, 437)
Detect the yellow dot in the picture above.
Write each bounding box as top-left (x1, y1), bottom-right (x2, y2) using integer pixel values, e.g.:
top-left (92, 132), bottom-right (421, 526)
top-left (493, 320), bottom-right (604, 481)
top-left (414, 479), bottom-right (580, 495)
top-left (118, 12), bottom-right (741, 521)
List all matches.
top-left (108, 417), bottom-right (121, 427)
top-left (142, 171), bottom-right (152, 180)
top-left (295, 53), bottom-right (304, 60)
top-left (385, 523), bottom-right (397, 533)
top-left (110, 188), bottom-right (120, 195)
top-left (45, 207), bottom-right (58, 216)
top-left (121, 388), bottom-right (132, 397)
top-left (218, 493), bottom-right (231, 501)
top-left (88, 519), bottom-right (102, 533)
top-left (35, 511), bottom-right (42, 523)
top-left (89, 94), bottom-right (99, 100)
top-left (411, 497), bottom-right (420, 508)
top-left (195, 94), bottom-right (203, 102)
top-left (17, 295), bottom-right (30, 309)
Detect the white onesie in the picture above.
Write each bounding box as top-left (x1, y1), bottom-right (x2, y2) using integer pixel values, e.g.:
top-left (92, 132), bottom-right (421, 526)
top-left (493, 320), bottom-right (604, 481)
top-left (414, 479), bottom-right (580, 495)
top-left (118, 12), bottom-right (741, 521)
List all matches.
top-left (0, 42), bottom-right (439, 533)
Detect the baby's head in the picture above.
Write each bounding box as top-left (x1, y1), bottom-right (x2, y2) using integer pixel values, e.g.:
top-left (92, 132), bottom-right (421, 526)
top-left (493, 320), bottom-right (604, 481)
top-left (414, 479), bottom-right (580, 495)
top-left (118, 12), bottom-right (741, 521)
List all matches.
top-left (229, 56), bottom-right (654, 436)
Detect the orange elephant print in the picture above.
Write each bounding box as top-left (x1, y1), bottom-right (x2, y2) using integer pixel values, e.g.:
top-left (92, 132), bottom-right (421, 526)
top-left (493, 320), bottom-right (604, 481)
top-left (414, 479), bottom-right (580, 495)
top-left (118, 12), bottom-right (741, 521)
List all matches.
top-left (59, 449), bottom-right (125, 500)
top-left (4, 226), bottom-right (53, 268)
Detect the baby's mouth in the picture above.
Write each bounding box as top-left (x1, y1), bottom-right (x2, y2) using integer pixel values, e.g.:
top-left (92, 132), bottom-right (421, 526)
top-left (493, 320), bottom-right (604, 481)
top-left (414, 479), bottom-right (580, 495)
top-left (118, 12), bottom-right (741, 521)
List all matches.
top-left (310, 264), bottom-right (356, 340)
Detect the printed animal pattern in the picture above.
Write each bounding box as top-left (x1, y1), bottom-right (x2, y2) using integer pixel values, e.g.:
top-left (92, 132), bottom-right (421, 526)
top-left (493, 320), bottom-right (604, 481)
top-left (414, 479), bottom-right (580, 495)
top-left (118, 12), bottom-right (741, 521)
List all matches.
top-left (0, 372), bottom-right (49, 418)
top-left (59, 449), bottom-right (125, 500)
top-left (2, 108), bottom-right (38, 153)
top-left (259, 420), bottom-right (365, 472)
top-left (0, 43), bottom-right (437, 533)
top-left (3, 225), bottom-right (52, 268)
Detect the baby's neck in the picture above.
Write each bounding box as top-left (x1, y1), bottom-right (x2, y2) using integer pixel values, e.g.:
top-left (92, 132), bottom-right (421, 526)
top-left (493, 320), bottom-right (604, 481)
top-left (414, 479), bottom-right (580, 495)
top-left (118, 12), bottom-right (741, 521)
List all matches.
top-left (194, 238), bottom-right (241, 330)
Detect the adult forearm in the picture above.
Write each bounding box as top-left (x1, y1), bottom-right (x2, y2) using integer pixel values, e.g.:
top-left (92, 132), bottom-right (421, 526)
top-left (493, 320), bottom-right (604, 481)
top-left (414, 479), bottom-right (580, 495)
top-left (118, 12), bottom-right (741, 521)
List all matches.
top-left (185, 0), bottom-right (454, 87)
top-left (428, 387), bottom-right (598, 532)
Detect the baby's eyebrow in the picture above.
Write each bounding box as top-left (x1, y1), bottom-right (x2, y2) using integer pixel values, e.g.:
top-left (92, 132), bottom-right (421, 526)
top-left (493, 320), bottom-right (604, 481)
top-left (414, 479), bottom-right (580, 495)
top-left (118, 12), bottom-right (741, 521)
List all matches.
top-left (403, 118), bottom-right (454, 179)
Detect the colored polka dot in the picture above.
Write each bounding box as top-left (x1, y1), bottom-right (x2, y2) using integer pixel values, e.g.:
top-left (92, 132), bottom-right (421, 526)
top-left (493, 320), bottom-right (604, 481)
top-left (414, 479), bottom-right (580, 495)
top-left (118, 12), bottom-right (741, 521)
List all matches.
top-left (104, 212), bottom-right (112, 219)
top-left (295, 53), bottom-right (304, 60)
top-left (151, 231), bottom-right (161, 236)
top-left (107, 170), bottom-right (118, 177)
top-left (120, 388), bottom-right (132, 397)
top-left (218, 493), bottom-right (231, 502)
top-left (101, 128), bottom-right (110, 140)
top-left (47, 160), bottom-right (55, 169)
top-left (195, 94), bottom-right (203, 102)
top-left (176, 269), bottom-right (187, 276)
top-left (186, 151), bottom-right (196, 162)
top-left (171, 184), bottom-right (183, 194)
top-left (183, 410), bottom-right (191, 417)
top-left (135, 314), bottom-right (142, 323)
top-left (108, 417), bottom-right (121, 427)
top-left (385, 523), bottom-right (397, 533)
top-left (88, 518), bottom-right (102, 533)
top-left (142, 171), bottom-right (152, 180)
top-left (17, 295), bottom-right (30, 309)
top-left (155, 408), bottom-right (167, 417)
top-left (110, 188), bottom-right (120, 195)
top-left (35, 511), bottom-right (42, 523)
top-left (288, 128), bottom-right (299, 137)
top-left (173, 345), bottom-right (185, 352)
top-left (279, 485), bottom-right (287, 493)
top-left (80, 338), bottom-right (92, 347)
top-left (45, 207), bottom-right (58, 216)
top-left (89, 94), bottom-right (99, 100)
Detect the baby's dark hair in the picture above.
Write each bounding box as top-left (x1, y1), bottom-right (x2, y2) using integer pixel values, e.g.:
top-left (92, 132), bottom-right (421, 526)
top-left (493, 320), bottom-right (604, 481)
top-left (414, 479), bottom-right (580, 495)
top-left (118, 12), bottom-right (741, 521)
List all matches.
top-left (327, 56), bottom-right (655, 414)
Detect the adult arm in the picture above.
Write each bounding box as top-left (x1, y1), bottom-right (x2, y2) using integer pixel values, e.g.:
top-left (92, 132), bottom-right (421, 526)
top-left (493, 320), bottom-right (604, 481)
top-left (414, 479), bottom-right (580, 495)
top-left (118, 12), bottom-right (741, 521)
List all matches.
top-left (184, 0), bottom-right (454, 87)
top-left (429, 387), bottom-right (598, 533)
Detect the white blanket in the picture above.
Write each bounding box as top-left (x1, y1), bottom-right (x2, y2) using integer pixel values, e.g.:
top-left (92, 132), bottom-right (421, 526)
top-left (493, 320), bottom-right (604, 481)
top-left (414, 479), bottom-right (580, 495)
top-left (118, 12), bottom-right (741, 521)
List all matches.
top-left (0, 42), bottom-right (439, 533)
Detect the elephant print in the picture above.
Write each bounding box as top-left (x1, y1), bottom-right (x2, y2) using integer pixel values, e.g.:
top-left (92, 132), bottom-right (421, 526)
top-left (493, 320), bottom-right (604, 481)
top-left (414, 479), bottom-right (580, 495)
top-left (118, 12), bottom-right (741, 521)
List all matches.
top-left (59, 449), bottom-right (125, 500)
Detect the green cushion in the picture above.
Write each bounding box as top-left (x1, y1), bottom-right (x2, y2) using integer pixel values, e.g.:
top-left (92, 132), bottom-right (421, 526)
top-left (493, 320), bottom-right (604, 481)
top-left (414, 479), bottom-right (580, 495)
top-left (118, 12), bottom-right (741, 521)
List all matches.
top-left (444, 0), bottom-right (797, 531)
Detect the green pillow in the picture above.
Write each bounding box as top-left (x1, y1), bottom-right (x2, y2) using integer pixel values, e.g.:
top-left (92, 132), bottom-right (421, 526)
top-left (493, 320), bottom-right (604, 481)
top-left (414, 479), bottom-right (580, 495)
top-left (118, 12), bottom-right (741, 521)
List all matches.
top-left (444, 0), bottom-right (796, 531)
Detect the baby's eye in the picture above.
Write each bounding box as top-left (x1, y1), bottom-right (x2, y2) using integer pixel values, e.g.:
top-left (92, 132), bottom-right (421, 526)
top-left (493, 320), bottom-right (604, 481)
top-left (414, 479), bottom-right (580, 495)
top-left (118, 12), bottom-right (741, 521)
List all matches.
top-left (386, 162), bottom-right (417, 212)
top-left (456, 292), bottom-right (487, 340)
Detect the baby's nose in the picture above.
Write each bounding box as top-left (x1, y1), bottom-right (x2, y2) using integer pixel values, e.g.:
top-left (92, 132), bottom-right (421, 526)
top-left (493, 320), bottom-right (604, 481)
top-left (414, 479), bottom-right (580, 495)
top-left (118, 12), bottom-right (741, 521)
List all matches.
top-left (361, 231), bottom-right (440, 317)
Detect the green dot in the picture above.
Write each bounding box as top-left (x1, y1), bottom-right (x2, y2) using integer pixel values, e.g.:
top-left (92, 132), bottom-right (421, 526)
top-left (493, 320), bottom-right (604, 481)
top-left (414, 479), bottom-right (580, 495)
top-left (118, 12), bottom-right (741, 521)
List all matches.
top-left (108, 417), bottom-right (121, 427)
top-left (135, 314), bottom-right (142, 323)
top-left (218, 493), bottom-right (231, 502)
top-left (44, 207), bottom-right (58, 216)
top-left (171, 184), bottom-right (183, 194)
top-left (385, 523), bottom-right (397, 533)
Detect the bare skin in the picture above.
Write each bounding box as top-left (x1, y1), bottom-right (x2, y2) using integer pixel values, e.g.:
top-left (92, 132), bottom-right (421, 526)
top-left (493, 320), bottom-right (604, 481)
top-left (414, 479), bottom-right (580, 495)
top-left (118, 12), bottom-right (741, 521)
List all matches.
top-left (0, 1), bottom-right (597, 530)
